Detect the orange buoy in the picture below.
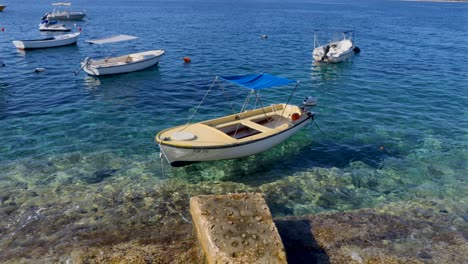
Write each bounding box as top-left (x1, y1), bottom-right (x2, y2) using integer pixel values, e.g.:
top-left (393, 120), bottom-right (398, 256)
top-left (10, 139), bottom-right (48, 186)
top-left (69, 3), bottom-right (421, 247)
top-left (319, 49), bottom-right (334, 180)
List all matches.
top-left (183, 57), bottom-right (191, 63)
top-left (291, 113), bottom-right (301, 121)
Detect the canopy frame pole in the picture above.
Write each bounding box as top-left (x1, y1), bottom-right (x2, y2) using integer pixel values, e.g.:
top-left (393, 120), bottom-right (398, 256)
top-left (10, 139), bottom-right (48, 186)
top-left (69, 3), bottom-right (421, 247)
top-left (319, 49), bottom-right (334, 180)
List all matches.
top-left (179, 77), bottom-right (219, 132)
top-left (219, 81), bottom-right (237, 115)
top-left (277, 81), bottom-right (299, 127)
top-left (125, 39), bottom-right (138, 62)
top-left (232, 90), bottom-right (254, 138)
top-left (253, 91), bottom-right (271, 126)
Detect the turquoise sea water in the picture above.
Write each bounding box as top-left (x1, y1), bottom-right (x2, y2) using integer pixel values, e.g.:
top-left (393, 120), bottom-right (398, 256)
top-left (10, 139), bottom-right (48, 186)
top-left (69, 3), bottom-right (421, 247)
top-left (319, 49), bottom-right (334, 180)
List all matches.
top-left (0, 0), bottom-right (467, 261)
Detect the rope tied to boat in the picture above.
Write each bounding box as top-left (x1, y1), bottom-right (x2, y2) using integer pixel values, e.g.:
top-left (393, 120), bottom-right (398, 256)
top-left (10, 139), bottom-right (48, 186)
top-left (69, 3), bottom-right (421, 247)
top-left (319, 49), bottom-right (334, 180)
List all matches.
top-left (312, 119), bottom-right (336, 139)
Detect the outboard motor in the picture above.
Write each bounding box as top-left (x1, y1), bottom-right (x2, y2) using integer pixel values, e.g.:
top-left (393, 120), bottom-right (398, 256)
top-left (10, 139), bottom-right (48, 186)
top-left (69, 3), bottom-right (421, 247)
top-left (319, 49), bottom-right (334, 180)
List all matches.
top-left (321, 45), bottom-right (330, 62)
top-left (300, 96), bottom-right (317, 115)
top-left (353, 46), bottom-right (361, 54)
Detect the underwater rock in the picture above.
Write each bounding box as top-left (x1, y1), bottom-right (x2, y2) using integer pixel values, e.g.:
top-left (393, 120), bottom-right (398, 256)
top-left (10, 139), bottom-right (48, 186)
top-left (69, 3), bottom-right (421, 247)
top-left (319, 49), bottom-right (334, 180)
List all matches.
top-left (81, 168), bottom-right (118, 183)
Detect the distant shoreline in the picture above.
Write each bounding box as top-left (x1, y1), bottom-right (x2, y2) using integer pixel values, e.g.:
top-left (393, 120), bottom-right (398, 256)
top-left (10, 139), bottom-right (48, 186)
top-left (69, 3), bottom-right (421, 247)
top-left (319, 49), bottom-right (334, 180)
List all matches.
top-left (401, 0), bottom-right (468, 2)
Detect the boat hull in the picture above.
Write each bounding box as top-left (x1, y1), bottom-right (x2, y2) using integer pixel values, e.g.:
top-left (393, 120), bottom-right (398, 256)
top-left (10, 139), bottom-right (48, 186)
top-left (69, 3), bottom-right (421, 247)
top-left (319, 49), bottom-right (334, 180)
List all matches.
top-left (83, 50), bottom-right (165, 76)
top-left (158, 115), bottom-right (312, 167)
top-left (12, 32), bottom-right (80, 49)
top-left (0, 5), bottom-right (6, 11)
top-left (313, 48), bottom-right (354, 63)
top-left (313, 38), bottom-right (355, 63)
top-left (47, 12), bottom-right (86, 20)
top-left (39, 20), bottom-right (71, 31)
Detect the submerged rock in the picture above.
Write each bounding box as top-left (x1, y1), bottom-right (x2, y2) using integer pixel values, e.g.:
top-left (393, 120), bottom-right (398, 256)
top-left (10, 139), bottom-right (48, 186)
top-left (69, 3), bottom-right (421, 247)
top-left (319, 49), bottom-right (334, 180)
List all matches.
top-left (81, 168), bottom-right (118, 184)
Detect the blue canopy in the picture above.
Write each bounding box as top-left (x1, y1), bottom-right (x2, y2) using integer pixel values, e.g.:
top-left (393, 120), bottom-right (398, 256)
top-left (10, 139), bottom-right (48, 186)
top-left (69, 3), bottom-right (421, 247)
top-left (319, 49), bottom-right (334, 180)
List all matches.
top-left (219, 73), bottom-right (296, 90)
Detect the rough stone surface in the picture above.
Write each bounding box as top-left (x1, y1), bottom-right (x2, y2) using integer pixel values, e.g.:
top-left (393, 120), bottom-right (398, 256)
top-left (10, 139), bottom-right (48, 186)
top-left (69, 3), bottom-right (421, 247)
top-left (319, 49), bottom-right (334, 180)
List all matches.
top-left (190, 192), bottom-right (287, 264)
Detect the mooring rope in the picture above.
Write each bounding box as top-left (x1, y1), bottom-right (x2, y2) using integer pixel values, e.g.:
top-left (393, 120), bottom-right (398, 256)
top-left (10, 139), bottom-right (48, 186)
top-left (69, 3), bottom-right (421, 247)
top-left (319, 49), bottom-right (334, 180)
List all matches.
top-left (312, 119), bottom-right (336, 139)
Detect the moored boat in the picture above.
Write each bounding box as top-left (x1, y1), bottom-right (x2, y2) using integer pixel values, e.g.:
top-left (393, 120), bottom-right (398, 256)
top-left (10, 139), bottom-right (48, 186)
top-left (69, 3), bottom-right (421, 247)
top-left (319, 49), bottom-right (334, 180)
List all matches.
top-left (155, 74), bottom-right (317, 167)
top-left (12, 32), bottom-right (80, 49)
top-left (313, 30), bottom-right (358, 63)
top-left (44, 2), bottom-right (86, 20)
top-left (38, 19), bottom-right (71, 31)
top-left (75, 34), bottom-right (165, 76)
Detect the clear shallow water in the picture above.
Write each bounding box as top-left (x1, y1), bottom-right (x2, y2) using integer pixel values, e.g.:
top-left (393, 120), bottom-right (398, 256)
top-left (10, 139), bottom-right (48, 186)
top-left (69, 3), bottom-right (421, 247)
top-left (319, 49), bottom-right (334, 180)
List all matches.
top-left (0, 0), bottom-right (467, 261)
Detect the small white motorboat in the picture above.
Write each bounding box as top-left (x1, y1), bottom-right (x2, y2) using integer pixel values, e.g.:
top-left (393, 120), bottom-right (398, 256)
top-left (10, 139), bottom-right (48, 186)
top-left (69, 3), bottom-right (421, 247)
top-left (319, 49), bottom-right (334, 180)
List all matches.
top-left (38, 19), bottom-right (71, 31)
top-left (75, 34), bottom-right (165, 76)
top-left (12, 32), bottom-right (80, 50)
top-left (313, 30), bottom-right (358, 63)
top-left (155, 74), bottom-right (317, 167)
top-left (43, 2), bottom-right (86, 21)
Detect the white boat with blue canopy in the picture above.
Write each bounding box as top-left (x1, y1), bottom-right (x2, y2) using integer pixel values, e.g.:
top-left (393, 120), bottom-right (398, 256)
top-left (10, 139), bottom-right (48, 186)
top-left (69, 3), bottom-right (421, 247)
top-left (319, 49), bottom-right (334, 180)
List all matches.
top-left (155, 73), bottom-right (317, 167)
top-left (75, 34), bottom-right (165, 76)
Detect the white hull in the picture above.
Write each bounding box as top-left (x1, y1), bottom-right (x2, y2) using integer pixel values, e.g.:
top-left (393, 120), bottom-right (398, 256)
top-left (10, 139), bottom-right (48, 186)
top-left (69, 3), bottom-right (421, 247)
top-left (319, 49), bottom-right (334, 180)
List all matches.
top-left (47, 12), bottom-right (86, 20)
top-left (13, 32), bottom-right (80, 49)
top-left (313, 38), bottom-right (355, 63)
top-left (39, 22), bottom-right (71, 32)
top-left (313, 47), bottom-right (354, 63)
top-left (82, 50), bottom-right (165, 76)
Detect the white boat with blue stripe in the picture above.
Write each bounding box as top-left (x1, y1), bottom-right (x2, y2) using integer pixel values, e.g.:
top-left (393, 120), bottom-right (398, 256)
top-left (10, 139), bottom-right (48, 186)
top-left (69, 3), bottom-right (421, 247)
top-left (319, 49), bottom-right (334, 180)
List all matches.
top-left (156, 74), bottom-right (317, 167)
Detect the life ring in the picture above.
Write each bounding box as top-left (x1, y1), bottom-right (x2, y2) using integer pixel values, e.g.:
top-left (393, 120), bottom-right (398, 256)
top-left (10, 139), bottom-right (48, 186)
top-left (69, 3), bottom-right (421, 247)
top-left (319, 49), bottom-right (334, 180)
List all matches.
top-left (291, 113), bottom-right (301, 121)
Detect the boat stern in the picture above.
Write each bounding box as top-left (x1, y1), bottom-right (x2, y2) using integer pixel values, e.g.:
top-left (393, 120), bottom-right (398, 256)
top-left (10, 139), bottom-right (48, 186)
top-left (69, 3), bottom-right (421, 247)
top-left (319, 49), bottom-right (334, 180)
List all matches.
top-left (12, 41), bottom-right (25, 49)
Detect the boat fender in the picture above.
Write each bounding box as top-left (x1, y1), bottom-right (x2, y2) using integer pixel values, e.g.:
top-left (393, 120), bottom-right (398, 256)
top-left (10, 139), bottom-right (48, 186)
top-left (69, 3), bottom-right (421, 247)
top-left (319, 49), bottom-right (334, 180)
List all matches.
top-left (291, 113), bottom-right (301, 121)
top-left (354, 46), bottom-right (361, 54)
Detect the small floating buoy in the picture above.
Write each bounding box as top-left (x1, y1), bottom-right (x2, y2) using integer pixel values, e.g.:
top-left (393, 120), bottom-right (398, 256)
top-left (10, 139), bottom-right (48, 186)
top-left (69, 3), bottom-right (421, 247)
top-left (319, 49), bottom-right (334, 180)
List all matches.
top-left (0, 61), bottom-right (5, 67)
top-left (78, 27), bottom-right (82, 31)
top-left (353, 46), bottom-right (361, 54)
top-left (261, 35), bottom-right (268, 39)
top-left (34, 67), bottom-right (45, 73)
top-left (1, 28), bottom-right (4, 32)
top-left (183, 57), bottom-right (191, 63)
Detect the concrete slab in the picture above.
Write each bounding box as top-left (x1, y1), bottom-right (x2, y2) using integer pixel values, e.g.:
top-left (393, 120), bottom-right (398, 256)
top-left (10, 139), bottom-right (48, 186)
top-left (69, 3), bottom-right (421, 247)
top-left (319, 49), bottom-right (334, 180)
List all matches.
top-left (190, 192), bottom-right (287, 264)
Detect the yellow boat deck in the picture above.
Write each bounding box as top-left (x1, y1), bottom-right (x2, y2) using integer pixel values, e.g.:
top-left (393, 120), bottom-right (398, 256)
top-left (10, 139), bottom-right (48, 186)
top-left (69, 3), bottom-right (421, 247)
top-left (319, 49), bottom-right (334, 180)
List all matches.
top-left (156, 104), bottom-right (303, 148)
